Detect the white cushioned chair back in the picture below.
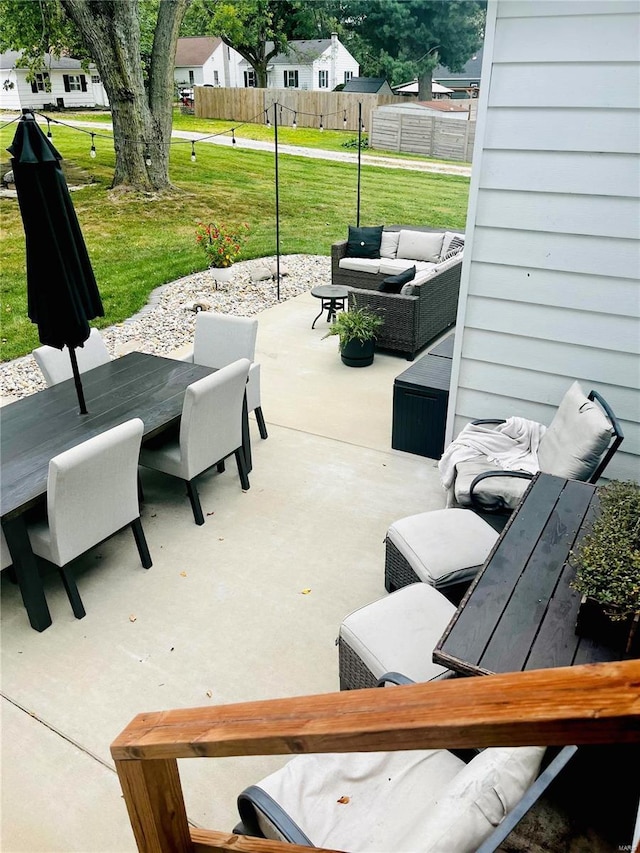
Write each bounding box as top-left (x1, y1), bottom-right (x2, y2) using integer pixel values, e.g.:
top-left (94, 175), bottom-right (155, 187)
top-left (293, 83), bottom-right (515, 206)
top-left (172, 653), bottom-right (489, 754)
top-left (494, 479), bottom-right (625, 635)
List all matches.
top-left (193, 313), bottom-right (257, 369)
top-left (33, 328), bottom-right (111, 387)
top-left (46, 418), bottom-right (144, 566)
top-left (242, 745), bottom-right (545, 853)
top-left (179, 358), bottom-right (250, 479)
top-left (537, 381), bottom-right (613, 481)
top-left (246, 363), bottom-right (261, 414)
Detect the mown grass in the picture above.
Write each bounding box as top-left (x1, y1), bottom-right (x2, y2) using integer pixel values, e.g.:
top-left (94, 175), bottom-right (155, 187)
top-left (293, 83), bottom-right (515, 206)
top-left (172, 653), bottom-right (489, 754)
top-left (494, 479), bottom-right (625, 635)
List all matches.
top-left (0, 119), bottom-right (469, 362)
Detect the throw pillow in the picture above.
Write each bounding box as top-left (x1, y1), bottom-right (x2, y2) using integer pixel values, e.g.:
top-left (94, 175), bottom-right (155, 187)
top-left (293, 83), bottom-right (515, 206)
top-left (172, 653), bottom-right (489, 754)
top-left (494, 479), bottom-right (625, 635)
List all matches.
top-left (380, 266), bottom-right (416, 293)
top-left (442, 235), bottom-right (465, 261)
top-left (346, 225), bottom-right (384, 259)
top-left (440, 231), bottom-right (465, 258)
top-left (380, 229), bottom-right (401, 259)
top-left (397, 230), bottom-right (445, 263)
top-left (400, 282), bottom-right (416, 295)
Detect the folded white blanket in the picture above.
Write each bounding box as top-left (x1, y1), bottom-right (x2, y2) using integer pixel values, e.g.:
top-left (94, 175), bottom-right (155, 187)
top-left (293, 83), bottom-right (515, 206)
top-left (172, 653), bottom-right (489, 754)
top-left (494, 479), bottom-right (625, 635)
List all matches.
top-left (438, 416), bottom-right (547, 490)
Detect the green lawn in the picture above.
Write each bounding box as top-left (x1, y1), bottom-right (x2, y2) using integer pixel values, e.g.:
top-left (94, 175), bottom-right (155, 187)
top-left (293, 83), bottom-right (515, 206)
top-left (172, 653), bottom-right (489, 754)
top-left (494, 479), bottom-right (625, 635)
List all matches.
top-left (0, 119), bottom-right (469, 362)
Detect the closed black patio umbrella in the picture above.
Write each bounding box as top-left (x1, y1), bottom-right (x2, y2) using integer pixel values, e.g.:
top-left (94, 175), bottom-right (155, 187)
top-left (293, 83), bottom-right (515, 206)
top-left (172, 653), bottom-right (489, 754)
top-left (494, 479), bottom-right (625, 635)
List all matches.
top-left (8, 110), bottom-right (104, 414)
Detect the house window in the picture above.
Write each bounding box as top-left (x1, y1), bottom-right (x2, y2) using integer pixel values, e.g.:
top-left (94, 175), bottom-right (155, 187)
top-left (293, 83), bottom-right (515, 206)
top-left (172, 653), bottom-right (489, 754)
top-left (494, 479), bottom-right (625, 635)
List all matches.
top-left (344, 71), bottom-right (353, 83)
top-left (213, 70), bottom-right (219, 85)
top-left (189, 70), bottom-right (194, 85)
top-left (318, 69), bottom-right (328, 88)
top-left (284, 70), bottom-right (298, 88)
top-left (30, 72), bottom-right (50, 93)
top-left (63, 74), bottom-right (87, 92)
top-left (91, 75), bottom-right (101, 84)
top-left (244, 70), bottom-right (256, 88)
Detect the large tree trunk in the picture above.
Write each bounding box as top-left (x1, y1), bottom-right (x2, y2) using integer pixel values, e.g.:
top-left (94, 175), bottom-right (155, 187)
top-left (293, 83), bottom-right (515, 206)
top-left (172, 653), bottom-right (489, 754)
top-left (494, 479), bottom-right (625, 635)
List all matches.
top-left (60, 0), bottom-right (189, 191)
top-left (418, 69), bottom-right (433, 102)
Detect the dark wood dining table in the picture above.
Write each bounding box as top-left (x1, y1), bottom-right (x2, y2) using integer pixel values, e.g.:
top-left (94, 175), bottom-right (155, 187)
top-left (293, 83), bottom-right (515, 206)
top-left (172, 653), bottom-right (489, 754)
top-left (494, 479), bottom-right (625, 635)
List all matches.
top-left (433, 472), bottom-right (636, 676)
top-left (1, 351), bottom-right (251, 632)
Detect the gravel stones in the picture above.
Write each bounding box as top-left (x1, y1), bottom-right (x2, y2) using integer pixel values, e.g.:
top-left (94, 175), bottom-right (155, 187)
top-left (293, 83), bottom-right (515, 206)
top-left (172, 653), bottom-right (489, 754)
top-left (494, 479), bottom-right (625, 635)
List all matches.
top-left (0, 254), bottom-right (330, 401)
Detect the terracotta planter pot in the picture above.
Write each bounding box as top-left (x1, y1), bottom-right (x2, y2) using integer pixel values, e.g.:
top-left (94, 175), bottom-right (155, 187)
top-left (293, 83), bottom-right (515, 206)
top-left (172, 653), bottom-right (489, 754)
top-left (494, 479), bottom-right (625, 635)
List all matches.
top-left (575, 595), bottom-right (640, 656)
top-left (340, 338), bottom-right (375, 367)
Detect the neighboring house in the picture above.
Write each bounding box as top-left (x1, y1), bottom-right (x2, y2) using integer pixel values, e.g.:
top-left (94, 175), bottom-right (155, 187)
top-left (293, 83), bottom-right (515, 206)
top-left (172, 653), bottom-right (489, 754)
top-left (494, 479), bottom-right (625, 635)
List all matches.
top-left (0, 51), bottom-right (108, 110)
top-left (176, 33), bottom-right (358, 92)
top-left (239, 34), bottom-right (359, 91)
top-left (433, 47), bottom-right (484, 99)
top-left (174, 36), bottom-right (243, 90)
top-left (342, 77), bottom-right (393, 95)
top-left (447, 0), bottom-right (640, 483)
top-left (393, 80), bottom-right (455, 99)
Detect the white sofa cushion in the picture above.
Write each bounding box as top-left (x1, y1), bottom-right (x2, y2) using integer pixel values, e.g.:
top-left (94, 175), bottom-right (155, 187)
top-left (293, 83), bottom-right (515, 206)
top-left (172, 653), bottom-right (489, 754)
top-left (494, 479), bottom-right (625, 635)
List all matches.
top-left (440, 231), bottom-right (465, 258)
top-left (453, 457), bottom-right (531, 510)
top-left (339, 583), bottom-right (455, 683)
top-left (397, 229), bottom-right (445, 263)
top-left (339, 257), bottom-right (381, 274)
top-left (537, 381), bottom-right (613, 480)
top-left (387, 508), bottom-right (499, 588)
top-left (380, 230), bottom-right (401, 259)
top-left (379, 258), bottom-right (436, 276)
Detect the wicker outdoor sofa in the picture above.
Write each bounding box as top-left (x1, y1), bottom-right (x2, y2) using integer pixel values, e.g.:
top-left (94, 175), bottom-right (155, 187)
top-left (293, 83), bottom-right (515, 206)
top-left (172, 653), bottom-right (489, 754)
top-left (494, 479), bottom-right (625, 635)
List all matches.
top-left (331, 225), bottom-right (463, 360)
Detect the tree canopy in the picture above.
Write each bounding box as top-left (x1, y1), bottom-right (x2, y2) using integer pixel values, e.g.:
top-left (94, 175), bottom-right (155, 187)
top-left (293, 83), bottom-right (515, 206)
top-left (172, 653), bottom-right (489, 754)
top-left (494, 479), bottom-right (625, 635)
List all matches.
top-left (0, 0), bottom-right (189, 191)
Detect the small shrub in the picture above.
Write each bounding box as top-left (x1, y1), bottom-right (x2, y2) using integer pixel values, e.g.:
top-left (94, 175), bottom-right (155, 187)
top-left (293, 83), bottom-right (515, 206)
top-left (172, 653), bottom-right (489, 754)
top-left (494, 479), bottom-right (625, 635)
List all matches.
top-left (570, 480), bottom-right (640, 620)
top-left (341, 135), bottom-right (369, 150)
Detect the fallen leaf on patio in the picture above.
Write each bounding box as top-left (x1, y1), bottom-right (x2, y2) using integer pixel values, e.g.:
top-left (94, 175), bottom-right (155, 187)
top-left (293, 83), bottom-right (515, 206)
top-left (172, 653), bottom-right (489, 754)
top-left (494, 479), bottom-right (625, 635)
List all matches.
top-left (206, 690), bottom-right (213, 698)
top-left (218, 537), bottom-right (224, 541)
top-left (180, 571), bottom-right (187, 577)
top-left (129, 614), bottom-right (137, 622)
top-left (300, 588), bottom-right (312, 595)
top-left (207, 511), bottom-right (215, 516)
top-left (337, 796), bottom-right (350, 804)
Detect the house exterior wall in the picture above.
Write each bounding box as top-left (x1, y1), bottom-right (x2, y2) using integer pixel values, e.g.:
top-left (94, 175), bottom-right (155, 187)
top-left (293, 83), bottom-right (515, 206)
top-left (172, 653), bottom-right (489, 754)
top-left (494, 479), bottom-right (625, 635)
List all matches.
top-left (0, 68), bottom-right (104, 110)
top-left (447, 0), bottom-right (640, 483)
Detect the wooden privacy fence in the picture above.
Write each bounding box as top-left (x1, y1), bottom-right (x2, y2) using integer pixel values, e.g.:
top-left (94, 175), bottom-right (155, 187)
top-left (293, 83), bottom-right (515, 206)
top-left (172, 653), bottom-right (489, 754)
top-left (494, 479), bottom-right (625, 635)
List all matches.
top-left (196, 87), bottom-right (406, 132)
top-left (371, 108), bottom-right (476, 162)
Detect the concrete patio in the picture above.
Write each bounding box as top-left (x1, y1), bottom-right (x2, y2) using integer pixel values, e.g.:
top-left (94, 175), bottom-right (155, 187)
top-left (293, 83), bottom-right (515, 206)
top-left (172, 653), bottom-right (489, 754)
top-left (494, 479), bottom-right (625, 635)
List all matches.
top-left (1, 289), bottom-right (449, 851)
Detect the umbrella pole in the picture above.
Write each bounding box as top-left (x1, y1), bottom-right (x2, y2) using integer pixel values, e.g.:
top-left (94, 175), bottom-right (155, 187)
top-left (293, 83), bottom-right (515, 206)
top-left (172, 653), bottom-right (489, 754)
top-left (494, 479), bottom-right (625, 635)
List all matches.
top-left (68, 347), bottom-right (88, 414)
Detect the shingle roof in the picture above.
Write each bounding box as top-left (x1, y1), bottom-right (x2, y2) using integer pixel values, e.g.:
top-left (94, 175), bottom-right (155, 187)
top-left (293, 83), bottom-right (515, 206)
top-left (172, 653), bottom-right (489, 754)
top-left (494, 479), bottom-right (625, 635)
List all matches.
top-left (0, 51), bottom-right (86, 71)
top-left (342, 77), bottom-right (389, 93)
top-left (433, 46), bottom-right (484, 82)
top-left (266, 39), bottom-right (332, 65)
top-left (175, 37), bottom-right (222, 67)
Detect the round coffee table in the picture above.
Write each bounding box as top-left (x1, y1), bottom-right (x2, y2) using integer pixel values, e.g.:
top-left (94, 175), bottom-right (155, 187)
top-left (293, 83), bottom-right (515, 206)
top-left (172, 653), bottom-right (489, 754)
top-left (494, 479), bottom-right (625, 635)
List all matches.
top-left (311, 285), bottom-right (349, 329)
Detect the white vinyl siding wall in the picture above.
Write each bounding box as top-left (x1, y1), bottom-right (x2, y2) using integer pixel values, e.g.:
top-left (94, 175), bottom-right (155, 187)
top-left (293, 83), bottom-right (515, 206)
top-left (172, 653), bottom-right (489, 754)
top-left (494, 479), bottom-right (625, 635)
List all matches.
top-left (448, 0), bottom-right (640, 483)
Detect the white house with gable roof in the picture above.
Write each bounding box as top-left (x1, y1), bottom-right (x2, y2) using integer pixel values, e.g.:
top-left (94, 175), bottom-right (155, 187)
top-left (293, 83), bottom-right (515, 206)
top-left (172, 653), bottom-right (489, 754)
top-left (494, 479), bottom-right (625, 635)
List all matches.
top-left (0, 51), bottom-right (108, 110)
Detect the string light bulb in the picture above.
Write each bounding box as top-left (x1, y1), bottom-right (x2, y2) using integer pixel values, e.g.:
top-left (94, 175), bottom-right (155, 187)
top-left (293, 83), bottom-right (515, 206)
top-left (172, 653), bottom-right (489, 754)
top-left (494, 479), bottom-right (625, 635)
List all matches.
top-left (190, 141), bottom-right (196, 162)
top-left (231, 128), bottom-right (236, 145)
top-left (319, 115), bottom-right (324, 132)
top-left (292, 112), bottom-right (297, 130)
top-left (46, 118), bottom-right (52, 139)
top-left (90, 133), bottom-right (96, 158)
top-left (144, 147), bottom-right (151, 166)
top-left (360, 120), bottom-right (366, 133)
top-left (343, 110), bottom-right (347, 128)
top-left (265, 109), bottom-right (271, 128)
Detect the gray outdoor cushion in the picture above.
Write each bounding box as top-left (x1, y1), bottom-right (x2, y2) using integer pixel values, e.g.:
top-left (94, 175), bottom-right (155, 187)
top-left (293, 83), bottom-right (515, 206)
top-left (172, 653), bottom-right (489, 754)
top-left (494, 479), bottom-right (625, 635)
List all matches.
top-left (537, 381), bottom-right (612, 480)
top-left (454, 458), bottom-right (531, 510)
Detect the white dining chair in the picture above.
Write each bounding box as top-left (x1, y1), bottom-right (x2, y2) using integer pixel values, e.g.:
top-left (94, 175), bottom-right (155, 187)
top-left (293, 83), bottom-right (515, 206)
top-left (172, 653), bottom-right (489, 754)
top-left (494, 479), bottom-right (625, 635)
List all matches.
top-left (33, 328), bottom-right (111, 387)
top-left (26, 418), bottom-right (151, 619)
top-left (139, 358), bottom-right (251, 525)
top-left (183, 312), bottom-right (268, 440)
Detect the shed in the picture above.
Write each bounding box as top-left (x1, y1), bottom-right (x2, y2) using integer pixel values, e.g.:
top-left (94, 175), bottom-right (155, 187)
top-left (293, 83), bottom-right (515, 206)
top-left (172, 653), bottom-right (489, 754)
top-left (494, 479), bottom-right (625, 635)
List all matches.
top-left (342, 77), bottom-right (394, 95)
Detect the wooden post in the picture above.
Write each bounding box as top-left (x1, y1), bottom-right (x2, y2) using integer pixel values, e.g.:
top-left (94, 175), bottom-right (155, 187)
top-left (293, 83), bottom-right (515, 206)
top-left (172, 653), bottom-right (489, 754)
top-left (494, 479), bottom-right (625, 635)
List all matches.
top-left (114, 757), bottom-right (192, 853)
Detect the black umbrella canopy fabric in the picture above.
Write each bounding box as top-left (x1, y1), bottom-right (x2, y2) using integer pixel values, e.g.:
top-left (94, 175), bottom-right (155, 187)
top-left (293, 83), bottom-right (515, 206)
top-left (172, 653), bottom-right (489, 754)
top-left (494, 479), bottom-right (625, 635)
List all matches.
top-left (8, 111), bottom-right (104, 350)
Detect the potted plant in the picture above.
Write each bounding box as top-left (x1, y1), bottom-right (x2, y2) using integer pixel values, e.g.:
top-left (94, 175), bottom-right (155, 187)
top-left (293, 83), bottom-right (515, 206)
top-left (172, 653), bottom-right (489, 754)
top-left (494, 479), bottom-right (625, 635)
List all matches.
top-left (195, 221), bottom-right (249, 284)
top-left (324, 296), bottom-right (384, 367)
top-left (570, 479), bottom-right (640, 655)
